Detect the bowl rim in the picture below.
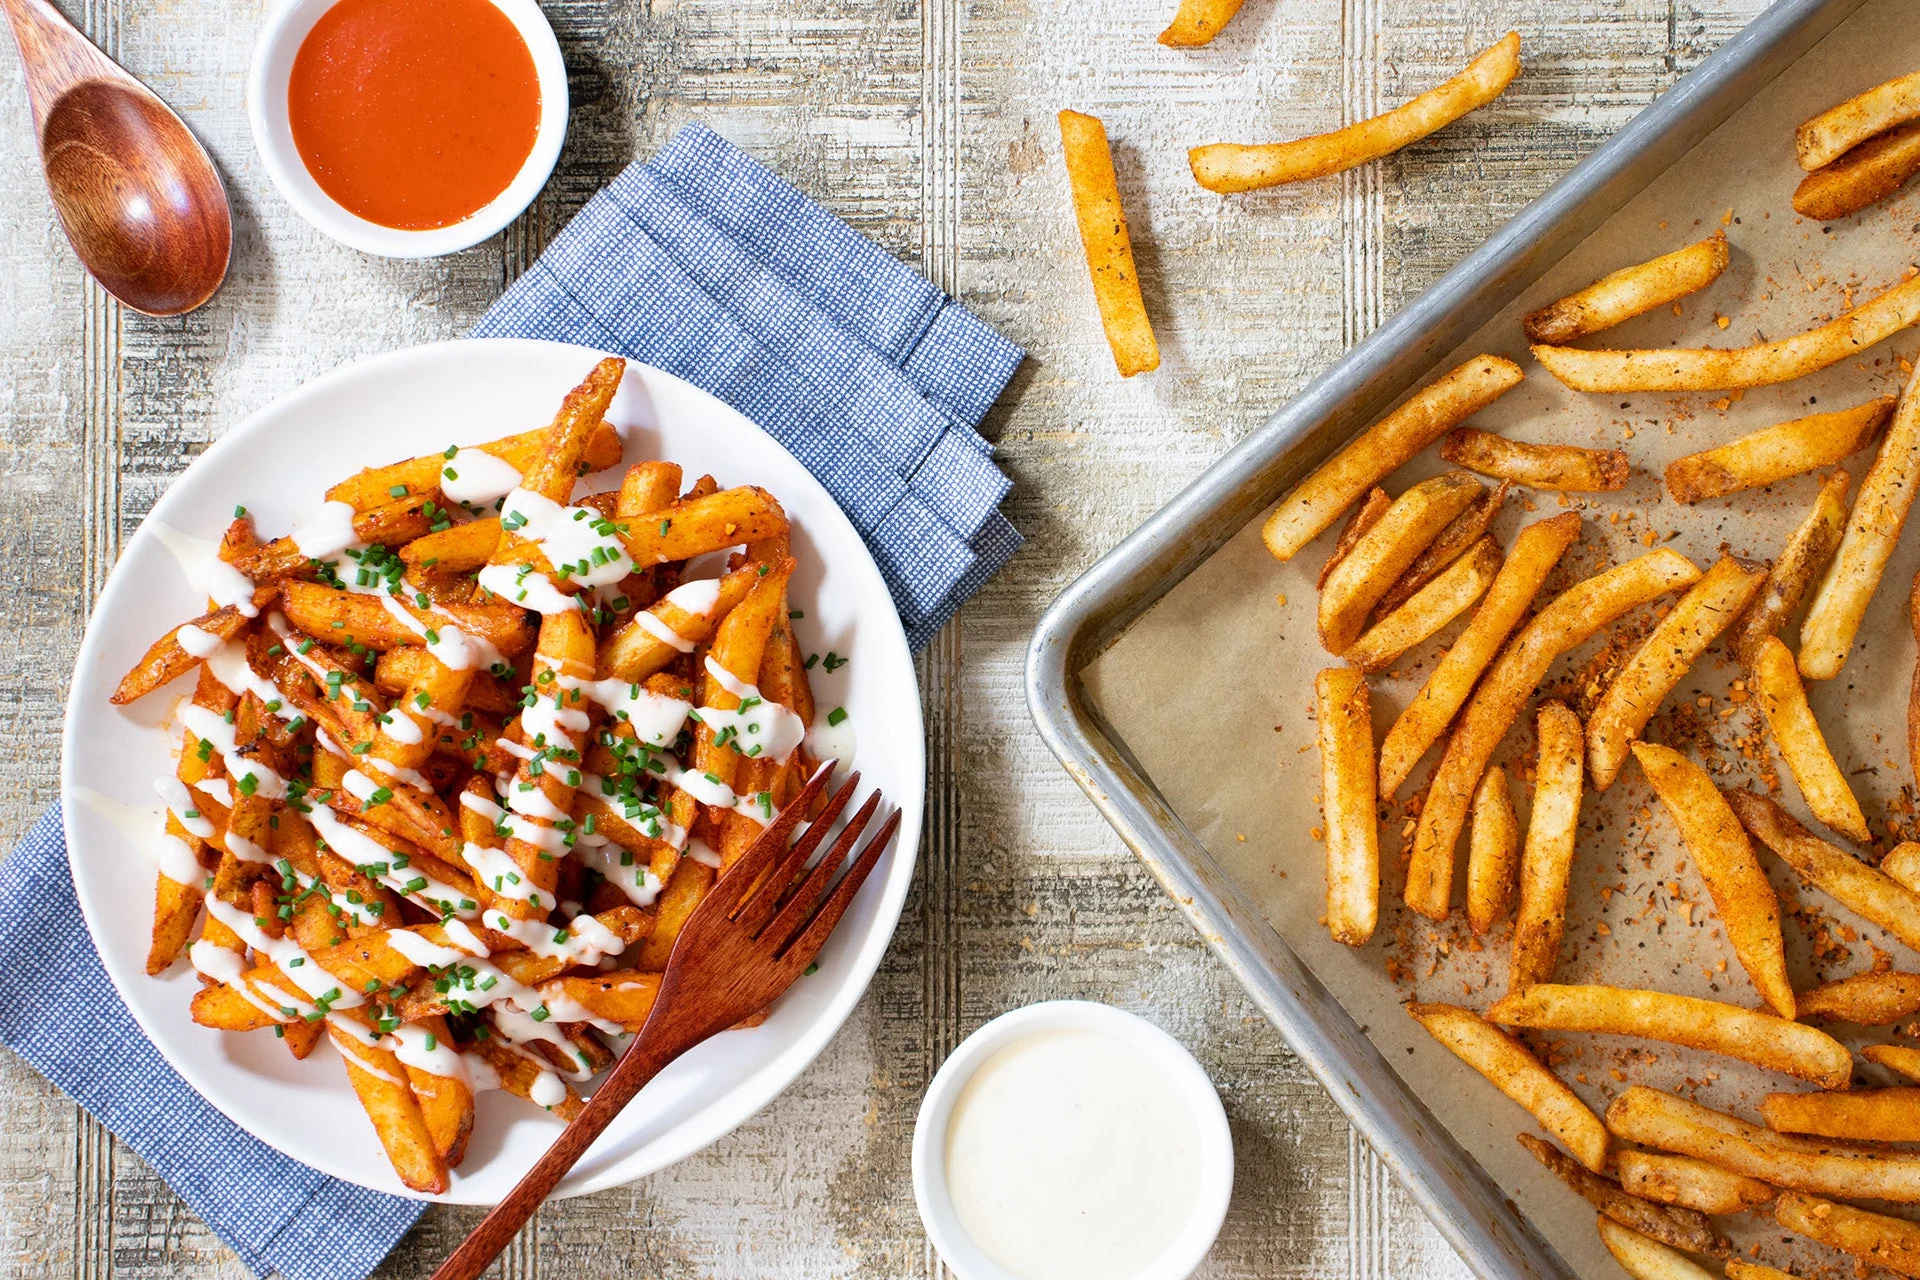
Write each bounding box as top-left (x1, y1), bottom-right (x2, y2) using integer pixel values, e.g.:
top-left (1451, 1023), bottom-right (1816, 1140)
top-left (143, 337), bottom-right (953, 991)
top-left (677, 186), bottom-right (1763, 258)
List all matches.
top-left (245, 0), bottom-right (570, 258)
top-left (910, 1000), bottom-right (1235, 1280)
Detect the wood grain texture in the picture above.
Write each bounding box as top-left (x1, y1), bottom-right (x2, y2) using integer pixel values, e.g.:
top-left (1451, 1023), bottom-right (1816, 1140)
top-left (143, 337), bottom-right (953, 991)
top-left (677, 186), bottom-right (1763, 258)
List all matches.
top-left (0, 0), bottom-right (1768, 1276)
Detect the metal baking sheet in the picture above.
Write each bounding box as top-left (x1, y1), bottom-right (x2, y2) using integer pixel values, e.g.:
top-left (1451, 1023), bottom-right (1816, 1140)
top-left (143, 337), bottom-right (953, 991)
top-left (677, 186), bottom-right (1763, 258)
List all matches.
top-left (1026, 2), bottom-right (1916, 1277)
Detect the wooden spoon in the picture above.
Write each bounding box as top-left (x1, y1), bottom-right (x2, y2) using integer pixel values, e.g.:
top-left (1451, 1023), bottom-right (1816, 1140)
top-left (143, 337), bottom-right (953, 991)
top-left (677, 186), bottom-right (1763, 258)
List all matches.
top-left (2, 0), bottom-right (231, 315)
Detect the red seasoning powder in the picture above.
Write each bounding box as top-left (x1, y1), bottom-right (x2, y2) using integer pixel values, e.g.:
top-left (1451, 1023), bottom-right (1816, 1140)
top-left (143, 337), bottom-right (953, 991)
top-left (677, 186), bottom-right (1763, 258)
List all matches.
top-left (288, 0), bottom-right (541, 231)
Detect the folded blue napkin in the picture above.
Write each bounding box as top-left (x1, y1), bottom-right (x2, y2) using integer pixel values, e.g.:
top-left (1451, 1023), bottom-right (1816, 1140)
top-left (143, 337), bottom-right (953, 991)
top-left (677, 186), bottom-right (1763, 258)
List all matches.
top-left (7, 124), bottom-right (1024, 1279)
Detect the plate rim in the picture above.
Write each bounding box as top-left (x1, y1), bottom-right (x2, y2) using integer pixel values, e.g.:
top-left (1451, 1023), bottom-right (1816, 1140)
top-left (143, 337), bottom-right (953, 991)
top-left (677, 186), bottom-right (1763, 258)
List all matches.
top-left (59, 336), bottom-right (926, 1203)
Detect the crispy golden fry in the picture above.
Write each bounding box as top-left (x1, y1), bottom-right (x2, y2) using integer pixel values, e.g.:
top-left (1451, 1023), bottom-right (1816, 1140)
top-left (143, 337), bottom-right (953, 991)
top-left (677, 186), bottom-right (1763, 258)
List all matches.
top-left (1666, 398), bottom-right (1891, 504)
top-left (1890, 842), bottom-right (1920, 896)
top-left (399, 1015), bottom-right (473, 1164)
top-left (1614, 1150), bottom-right (1774, 1216)
top-left (600, 562), bottom-right (758, 682)
top-left (1510, 701), bottom-right (1583, 992)
top-left (1374, 481), bottom-right (1508, 617)
top-left (1801, 970), bottom-right (1920, 1024)
top-left (1403, 549), bottom-right (1700, 920)
top-left (1263, 355), bottom-right (1525, 562)
top-left (618, 486), bottom-right (788, 566)
top-left (636, 854), bottom-right (713, 970)
top-left (1523, 233), bottom-right (1730, 345)
top-left (188, 984), bottom-right (276, 1032)
top-left (1608, 1085), bottom-right (1920, 1201)
top-left (1318, 487), bottom-right (1391, 590)
top-left (1753, 636), bottom-right (1869, 842)
top-left (1798, 69), bottom-right (1920, 170)
top-left (1729, 790), bottom-right (1920, 952)
top-left (1727, 470), bottom-right (1849, 667)
top-left (1466, 765), bottom-right (1519, 936)
top-left (1866, 1042), bottom-right (1920, 1082)
top-left (326, 420), bottom-right (624, 513)
top-left (399, 518), bottom-right (500, 575)
top-left (1344, 536), bottom-right (1500, 674)
top-left (1587, 556), bottom-right (1766, 791)
top-left (1795, 119), bottom-right (1920, 220)
top-left (1724, 1264), bottom-right (1804, 1280)
top-left (1775, 1191), bottom-right (1920, 1277)
top-left (1406, 1002), bottom-right (1608, 1171)
top-left (1156, 0), bottom-right (1245, 46)
top-left (466, 1037), bottom-right (584, 1121)
top-left (280, 581), bottom-right (535, 660)
top-left (1534, 271), bottom-right (1920, 393)
top-left (330, 1022), bottom-right (451, 1194)
top-left (1518, 1135), bottom-right (1729, 1260)
top-left (541, 972), bottom-right (663, 1032)
top-left (1632, 742), bottom-right (1792, 1017)
top-left (694, 559), bottom-right (794, 824)
top-left (111, 601), bottom-right (260, 704)
top-left (1439, 428), bottom-right (1629, 492)
top-left (237, 495), bottom-right (437, 582)
top-left (1315, 668), bottom-right (1378, 945)
top-left (1763, 1089), bottom-right (1920, 1143)
top-left (1801, 364), bottom-right (1920, 680)
top-left (1189, 33), bottom-right (1520, 192)
top-left (1378, 512), bottom-right (1581, 797)
top-left (1594, 1217), bottom-right (1719, 1280)
top-left (1487, 985), bottom-right (1850, 1087)
top-left (1059, 109), bottom-right (1158, 377)
top-left (1319, 473), bottom-right (1481, 654)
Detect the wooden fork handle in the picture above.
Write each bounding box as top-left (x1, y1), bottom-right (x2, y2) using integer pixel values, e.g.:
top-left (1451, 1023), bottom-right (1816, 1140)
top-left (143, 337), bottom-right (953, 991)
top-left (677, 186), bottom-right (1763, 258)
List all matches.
top-left (430, 1024), bottom-right (700, 1280)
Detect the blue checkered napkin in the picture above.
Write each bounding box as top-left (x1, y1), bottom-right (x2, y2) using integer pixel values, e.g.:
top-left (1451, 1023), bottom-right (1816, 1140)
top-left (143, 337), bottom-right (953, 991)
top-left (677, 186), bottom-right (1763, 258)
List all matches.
top-left (472, 122), bottom-right (1026, 649)
top-left (0, 806), bottom-right (424, 1280)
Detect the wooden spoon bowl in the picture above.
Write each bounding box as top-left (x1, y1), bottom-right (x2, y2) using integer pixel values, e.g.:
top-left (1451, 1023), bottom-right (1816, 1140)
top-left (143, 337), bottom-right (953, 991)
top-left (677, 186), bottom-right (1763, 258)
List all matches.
top-left (4, 0), bottom-right (231, 316)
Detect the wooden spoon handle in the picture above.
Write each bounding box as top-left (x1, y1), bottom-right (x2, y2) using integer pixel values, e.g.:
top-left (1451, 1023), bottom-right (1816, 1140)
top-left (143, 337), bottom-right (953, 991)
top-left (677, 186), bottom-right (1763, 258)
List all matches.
top-left (429, 1026), bottom-right (695, 1280)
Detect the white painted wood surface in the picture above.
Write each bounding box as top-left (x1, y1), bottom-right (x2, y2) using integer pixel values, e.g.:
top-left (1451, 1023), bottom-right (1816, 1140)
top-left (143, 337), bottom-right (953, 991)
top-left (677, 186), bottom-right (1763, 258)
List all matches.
top-left (0, 0), bottom-right (1768, 1275)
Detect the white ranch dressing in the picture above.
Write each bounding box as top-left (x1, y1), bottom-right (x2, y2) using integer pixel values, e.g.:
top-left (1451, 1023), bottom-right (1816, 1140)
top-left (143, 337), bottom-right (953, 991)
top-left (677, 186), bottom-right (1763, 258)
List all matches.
top-left (944, 1029), bottom-right (1206, 1280)
top-left (440, 449), bottom-right (523, 505)
top-left (290, 501), bottom-right (360, 560)
top-left (477, 562), bottom-right (576, 615)
top-left (150, 522), bottom-right (259, 618)
top-left (557, 675), bottom-right (690, 748)
top-left (176, 624), bottom-right (224, 658)
top-left (631, 610), bottom-right (695, 653)
top-left (498, 488), bottom-right (634, 589)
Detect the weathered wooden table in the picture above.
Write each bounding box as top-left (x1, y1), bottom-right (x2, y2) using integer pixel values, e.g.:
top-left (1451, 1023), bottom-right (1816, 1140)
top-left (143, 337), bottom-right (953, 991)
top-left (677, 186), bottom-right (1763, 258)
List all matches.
top-left (0, 0), bottom-right (1772, 1274)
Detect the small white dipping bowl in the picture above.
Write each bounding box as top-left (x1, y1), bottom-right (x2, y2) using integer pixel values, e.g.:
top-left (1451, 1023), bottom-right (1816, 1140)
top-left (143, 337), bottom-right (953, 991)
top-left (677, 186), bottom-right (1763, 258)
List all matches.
top-left (246, 0), bottom-right (569, 258)
top-left (912, 1001), bottom-right (1234, 1280)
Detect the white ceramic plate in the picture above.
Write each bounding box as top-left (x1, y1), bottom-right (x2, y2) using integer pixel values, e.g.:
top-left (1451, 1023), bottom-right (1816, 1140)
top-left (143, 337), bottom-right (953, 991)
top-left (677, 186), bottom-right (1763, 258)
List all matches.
top-left (60, 338), bottom-right (924, 1203)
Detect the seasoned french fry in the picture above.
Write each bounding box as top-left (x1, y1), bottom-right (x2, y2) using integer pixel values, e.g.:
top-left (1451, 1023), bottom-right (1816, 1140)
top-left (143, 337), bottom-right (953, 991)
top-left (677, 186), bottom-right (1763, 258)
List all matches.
top-left (1911, 573), bottom-right (1920, 795)
top-left (1594, 1217), bottom-right (1718, 1280)
top-left (1534, 272), bottom-right (1920, 393)
top-left (1798, 69), bottom-right (1920, 170)
top-left (1523, 233), bottom-right (1729, 345)
top-left (111, 603), bottom-right (260, 705)
top-left (1518, 1135), bottom-right (1729, 1260)
top-left (1605, 1090), bottom-right (1920, 1205)
top-left (1466, 765), bottom-right (1519, 936)
top-left (540, 972), bottom-right (663, 1032)
top-left (1404, 549), bottom-right (1700, 920)
top-left (1343, 535), bottom-right (1500, 674)
top-left (1510, 701), bottom-right (1582, 992)
top-left (1775, 1191), bottom-right (1920, 1277)
top-left (1440, 428), bottom-right (1629, 492)
top-left (1190, 33), bottom-right (1520, 192)
top-left (1614, 1150), bottom-right (1774, 1216)
top-left (1315, 668), bottom-right (1378, 945)
top-left (1888, 842), bottom-right (1920, 897)
top-left (1586, 556), bottom-right (1766, 791)
top-left (1728, 790), bottom-right (1920, 951)
top-left (330, 1021), bottom-right (451, 1195)
top-left (1795, 119), bottom-right (1920, 220)
top-left (1665, 398), bottom-right (1891, 504)
top-left (1800, 364), bottom-right (1920, 680)
top-left (1156, 0), bottom-right (1245, 46)
top-left (1059, 109), bottom-right (1158, 377)
top-left (600, 562), bottom-right (759, 682)
top-left (280, 581), bottom-right (535, 660)
top-left (325, 420), bottom-right (624, 513)
top-left (466, 1037), bottom-right (584, 1121)
top-left (618, 487), bottom-right (789, 566)
top-left (397, 1016), bottom-right (473, 1164)
top-left (1632, 742), bottom-right (1792, 1017)
top-left (635, 854), bottom-right (714, 971)
top-left (1406, 1002), bottom-right (1607, 1171)
top-left (1378, 512), bottom-right (1580, 797)
top-left (1373, 481), bottom-right (1508, 617)
top-left (399, 518), bottom-right (501, 575)
top-left (1801, 970), bottom-right (1920, 1023)
top-left (1724, 1263), bottom-right (1804, 1280)
top-left (1319, 473), bottom-right (1481, 654)
top-left (1866, 1042), bottom-right (1920, 1082)
top-left (1726, 469), bottom-right (1849, 667)
top-left (1763, 1088), bottom-right (1920, 1143)
top-left (1262, 354), bottom-right (1524, 562)
top-left (1318, 487), bottom-right (1391, 590)
top-left (1753, 636), bottom-right (1869, 842)
top-left (1486, 985), bottom-right (1851, 1087)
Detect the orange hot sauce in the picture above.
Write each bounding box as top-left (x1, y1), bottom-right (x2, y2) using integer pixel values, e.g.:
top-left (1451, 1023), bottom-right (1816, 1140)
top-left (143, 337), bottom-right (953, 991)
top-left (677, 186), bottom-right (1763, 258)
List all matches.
top-left (288, 0), bottom-right (542, 231)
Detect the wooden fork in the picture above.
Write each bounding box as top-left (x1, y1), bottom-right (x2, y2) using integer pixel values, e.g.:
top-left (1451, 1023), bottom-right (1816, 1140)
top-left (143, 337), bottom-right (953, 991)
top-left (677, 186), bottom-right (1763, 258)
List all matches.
top-left (432, 764), bottom-right (898, 1280)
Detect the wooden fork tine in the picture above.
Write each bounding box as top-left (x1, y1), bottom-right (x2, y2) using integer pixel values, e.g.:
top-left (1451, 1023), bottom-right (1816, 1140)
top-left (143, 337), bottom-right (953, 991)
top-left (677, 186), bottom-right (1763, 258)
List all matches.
top-left (735, 772), bottom-right (860, 935)
top-left (712, 761), bottom-right (836, 909)
top-left (778, 808), bottom-right (900, 964)
top-left (761, 791), bottom-right (880, 952)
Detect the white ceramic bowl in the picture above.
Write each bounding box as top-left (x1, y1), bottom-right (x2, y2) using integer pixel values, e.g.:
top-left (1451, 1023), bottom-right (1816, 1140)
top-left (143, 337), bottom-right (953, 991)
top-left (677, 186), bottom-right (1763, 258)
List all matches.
top-left (912, 1001), bottom-right (1234, 1280)
top-left (246, 0), bottom-right (569, 257)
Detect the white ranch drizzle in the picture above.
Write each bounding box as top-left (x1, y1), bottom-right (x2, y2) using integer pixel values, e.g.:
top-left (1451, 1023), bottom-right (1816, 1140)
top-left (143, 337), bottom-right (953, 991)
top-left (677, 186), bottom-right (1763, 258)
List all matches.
top-left (476, 563), bottom-right (576, 616)
top-left (195, 777), bottom-right (233, 807)
top-left (557, 676), bottom-right (689, 748)
top-left (374, 593), bottom-right (504, 673)
top-left (498, 488), bottom-right (633, 589)
top-left (460, 839), bottom-right (553, 910)
top-left (386, 1023), bottom-right (471, 1085)
top-left (205, 897), bottom-right (364, 1009)
top-left (440, 449), bottom-right (523, 506)
top-left (459, 788), bottom-right (569, 855)
top-left (154, 776), bottom-right (215, 839)
top-left (536, 987), bottom-right (628, 1038)
top-left (328, 1025), bottom-right (406, 1087)
top-left (303, 802), bottom-right (477, 920)
top-left (490, 1007), bottom-right (592, 1088)
top-left (663, 577), bottom-right (722, 616)
top-left (383, 929), bottom-right (542, 1015)
top-left (176, 704), bottom-right (287, 799)
top-left (632, 611), bottom-right (695, 653)
top-left (150, 522), bottom-right (259, 618)
top-left (291, 500), bottom-right (360, 561)
top-left (685, 838), bottom-right (722, 870)
top-left (188, 940), bottom-right (304, 1020)
top-left (481, 908), bottom-right (625, 966)
top-left (176, 624), bottom-right (224, 658)
top-left (576, 840), bottom-right (663, 907)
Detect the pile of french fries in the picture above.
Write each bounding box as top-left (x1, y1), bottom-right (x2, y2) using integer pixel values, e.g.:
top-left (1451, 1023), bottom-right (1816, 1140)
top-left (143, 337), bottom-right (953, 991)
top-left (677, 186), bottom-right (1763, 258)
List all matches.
top-left (1271, 66), bottom-right (1920, 1280)
top-left (109, 356), bottom-right (837, 1193)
